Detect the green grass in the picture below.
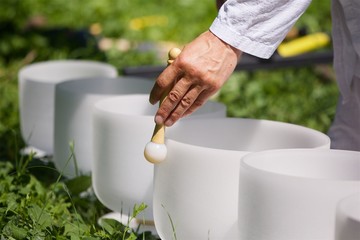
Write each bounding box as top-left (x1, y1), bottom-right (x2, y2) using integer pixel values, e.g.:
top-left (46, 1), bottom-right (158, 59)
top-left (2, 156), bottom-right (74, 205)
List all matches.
top-left (0, 154), bottom-right (155, 239)
top-left (217, 66), bottom-right (338, 133)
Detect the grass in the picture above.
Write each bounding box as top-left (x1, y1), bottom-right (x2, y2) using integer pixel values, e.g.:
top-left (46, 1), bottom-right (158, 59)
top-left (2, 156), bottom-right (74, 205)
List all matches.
top-left (0, 152), bottom-right (155, 239)
top-left (217, 66), bottom-right (338, 133)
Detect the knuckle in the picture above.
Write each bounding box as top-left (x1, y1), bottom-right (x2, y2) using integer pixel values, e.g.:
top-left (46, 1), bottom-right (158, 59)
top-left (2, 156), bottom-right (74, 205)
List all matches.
top-left (176, 55), bottom-right (188, 68)
top-left (207, 79), bottom-right (221, 92)
top-left (168, 90), bottom-right (181, 102)
top-left (177, 57), bottom-right (198, 76)
top-left (180, 96), bottom-right (192, 108)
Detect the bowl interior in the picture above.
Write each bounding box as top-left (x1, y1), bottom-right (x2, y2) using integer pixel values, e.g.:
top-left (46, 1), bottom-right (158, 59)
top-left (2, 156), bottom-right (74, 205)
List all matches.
top-left (242, 149), bottom-right (360, 181)
top-left (20, 60), bottom-right (117, 83)
top-left (167, 118), bottom-right (330, 152)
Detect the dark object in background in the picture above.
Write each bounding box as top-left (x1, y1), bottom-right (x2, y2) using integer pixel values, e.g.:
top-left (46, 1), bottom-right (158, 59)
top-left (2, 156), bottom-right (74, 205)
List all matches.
top-left (25, 26), bottom-right (100, 53)
top-left (0, 19), bottom-right (106, 63)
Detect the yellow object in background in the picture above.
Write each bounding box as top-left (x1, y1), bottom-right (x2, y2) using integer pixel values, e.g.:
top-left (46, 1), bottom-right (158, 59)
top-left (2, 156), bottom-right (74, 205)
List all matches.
top-left (129, 15), bottom-right (168, 31)
top-left (277, 32), bottom-right (331, 57)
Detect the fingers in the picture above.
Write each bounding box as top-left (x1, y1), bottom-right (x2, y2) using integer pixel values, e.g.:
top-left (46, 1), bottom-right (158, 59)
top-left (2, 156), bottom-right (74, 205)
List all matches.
top-left (149, 63), bottom-right (182, 105)
top-left (154, 77), bottom-right (201, 126)
top-left (182, 90), bottom-right (214, 118)
top-left (155, 76), bottom-right (218, 126)
top-left (163, 84), bottom-right (205, 126)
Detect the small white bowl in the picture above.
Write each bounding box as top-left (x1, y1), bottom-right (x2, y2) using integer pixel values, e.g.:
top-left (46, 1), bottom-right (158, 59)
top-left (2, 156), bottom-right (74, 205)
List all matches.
top-left (92, 95), bottom-right (226, 222)
top-left (53, 78), bottom-right (154, 177)
top-left (18, 60), bottom-right (117, 155)
top-left (239, 149), bottom-right (360, 240)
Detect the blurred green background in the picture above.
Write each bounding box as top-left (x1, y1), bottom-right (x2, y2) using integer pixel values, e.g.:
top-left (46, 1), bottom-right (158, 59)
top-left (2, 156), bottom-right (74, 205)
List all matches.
top-left (0, 0), bottom-right (336, 161)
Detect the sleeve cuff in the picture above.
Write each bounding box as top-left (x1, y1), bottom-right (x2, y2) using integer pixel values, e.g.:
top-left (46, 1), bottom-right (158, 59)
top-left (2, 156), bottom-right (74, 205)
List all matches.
top-left (210, 18), bottom-right (278, 59)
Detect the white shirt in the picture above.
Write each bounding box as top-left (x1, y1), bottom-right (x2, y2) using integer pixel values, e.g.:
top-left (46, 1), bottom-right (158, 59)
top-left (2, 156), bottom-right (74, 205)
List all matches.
top-left (210, 0), bottom-right (312, 59)
top-left (210, 0), bottom-right (360, 150)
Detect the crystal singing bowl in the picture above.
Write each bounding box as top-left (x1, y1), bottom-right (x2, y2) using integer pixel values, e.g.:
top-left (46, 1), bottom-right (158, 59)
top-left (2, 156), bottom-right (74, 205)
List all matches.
top-left (18, 60), bottom-right (117, 155)
top-left (153, 118), bottom-right (331, 240)
top-left (239, 149), bottom-right (360, 240)
top-left (92, 95), bottom-right (226, 222)
top-left (53, 78), bottom-right (154, 178)
top-left (335, 192), bottom-right (360, 240)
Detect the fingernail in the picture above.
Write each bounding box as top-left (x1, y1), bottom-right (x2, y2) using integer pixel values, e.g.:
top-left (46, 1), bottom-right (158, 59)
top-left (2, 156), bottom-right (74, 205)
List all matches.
top-left (149, 97), bottom-right (155, 105)
top-left (165, 120), bottom-right (173, 127)
top-left (155, 115), bottom-right (163, 124)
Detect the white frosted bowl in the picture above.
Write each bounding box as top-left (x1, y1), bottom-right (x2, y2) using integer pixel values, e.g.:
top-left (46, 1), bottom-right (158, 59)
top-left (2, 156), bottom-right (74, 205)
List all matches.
top-left (53, 78), bottom-right (153, 177)
top-left (153, 118), bottom-right (330, 240)
top-left (92, 95), bottom-right (226, 222)
top-left (335, 192), bottom-right (360, 240)
top-left (18, 60), bottom-right (117, 155)
top-left (239, 149), bottom-right (360, 240)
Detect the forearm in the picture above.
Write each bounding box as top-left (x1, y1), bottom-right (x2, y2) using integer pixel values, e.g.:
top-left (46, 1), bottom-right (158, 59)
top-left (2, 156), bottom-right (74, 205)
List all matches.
top-left (149, 0), bottom-right (312, 125)
top-left (211, 0), bottom-right (312, 59)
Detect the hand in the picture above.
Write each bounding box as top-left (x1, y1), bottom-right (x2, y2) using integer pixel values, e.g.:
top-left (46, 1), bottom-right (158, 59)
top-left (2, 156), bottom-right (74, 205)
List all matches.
top-left (149, 30), bottom-right (241, 126)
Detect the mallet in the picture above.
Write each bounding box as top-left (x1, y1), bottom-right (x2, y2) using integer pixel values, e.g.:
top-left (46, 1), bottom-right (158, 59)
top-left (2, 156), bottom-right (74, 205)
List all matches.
top-left (144, 47), bottom-right (181, 164)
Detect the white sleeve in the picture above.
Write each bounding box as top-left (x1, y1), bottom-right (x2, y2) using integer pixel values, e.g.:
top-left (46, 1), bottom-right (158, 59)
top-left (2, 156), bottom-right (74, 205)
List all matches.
top-left (210, 0), bottom-right (312, 59)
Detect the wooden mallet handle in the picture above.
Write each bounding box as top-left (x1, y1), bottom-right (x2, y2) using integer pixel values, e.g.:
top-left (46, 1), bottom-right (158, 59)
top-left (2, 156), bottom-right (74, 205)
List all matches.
top-left (150, 48), bottom-right (181, 144)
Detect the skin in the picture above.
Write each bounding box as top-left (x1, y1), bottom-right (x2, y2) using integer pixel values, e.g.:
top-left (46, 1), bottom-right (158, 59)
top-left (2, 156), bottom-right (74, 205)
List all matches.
top-left (150, 0), bottom-right (241, 127)
top-left (150, 30), bottom-right (242, 126)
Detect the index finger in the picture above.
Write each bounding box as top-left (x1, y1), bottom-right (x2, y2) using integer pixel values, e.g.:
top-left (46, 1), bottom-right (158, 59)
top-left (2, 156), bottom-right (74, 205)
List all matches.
top-left (149, 63), bottom-right (182, 105)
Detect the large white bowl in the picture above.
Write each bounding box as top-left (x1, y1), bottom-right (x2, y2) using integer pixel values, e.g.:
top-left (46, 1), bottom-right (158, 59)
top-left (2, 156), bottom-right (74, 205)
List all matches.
top-left (153, 118), bottom-right (331, 240)
top-left (239, 149), bottom-right (360, 240)
top-left (53, 78), bottom-right (153, 177)
top-left (335, 192), bottom-right (360, 240)
top-left (92, 95), bottom-right (226, 222)
top-left (18, 60), bottom-right (117, 155)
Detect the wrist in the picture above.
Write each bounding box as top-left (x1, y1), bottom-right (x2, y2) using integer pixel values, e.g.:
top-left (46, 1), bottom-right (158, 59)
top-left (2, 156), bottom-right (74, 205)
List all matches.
top-left (207, 30), bottom-right (242, 60)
